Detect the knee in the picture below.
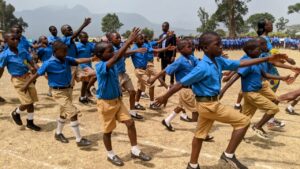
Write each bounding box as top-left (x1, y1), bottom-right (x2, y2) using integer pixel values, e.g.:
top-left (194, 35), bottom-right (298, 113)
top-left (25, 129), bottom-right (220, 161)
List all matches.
top-left (124, 119), bottom-right (135, 128)
top-left (129, 90), bottom-right (136, 96)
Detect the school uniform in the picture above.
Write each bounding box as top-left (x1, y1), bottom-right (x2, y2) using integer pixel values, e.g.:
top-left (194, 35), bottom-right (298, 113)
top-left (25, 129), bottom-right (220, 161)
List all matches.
top-left (47, 35), bottom-right (61, 45)
top-left (76, 42), bottom-right (95, 80)
top-left (37, 45), bottom-right (53, 62)
top-left (95, 60), bottom-right (131, 133)
top-left (144, 41), bottom-right (159, 78)
top-left (165, 55), bottom-right (199, 112)
top-left (18, 36), bottom-right (31, 52)
top-left (180, 55), bottom-right (250, 139)
top-left (114, 45), bottom-right (135, 92)
top-left (238, 55), bottom-right (279, 118)
top-left (37, 56), bottom-right (79, 118)
top-left (0, 48), bottom-right (38, 104)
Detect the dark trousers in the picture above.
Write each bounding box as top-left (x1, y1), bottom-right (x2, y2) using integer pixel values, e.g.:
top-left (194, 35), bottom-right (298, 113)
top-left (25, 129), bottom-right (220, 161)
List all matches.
top-left (161, 58), bottom-right (175, 84)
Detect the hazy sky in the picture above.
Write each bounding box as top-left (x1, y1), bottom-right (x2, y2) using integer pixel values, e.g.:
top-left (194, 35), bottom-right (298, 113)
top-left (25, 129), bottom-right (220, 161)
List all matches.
top-left (5, 0), bottom-right (300, 29)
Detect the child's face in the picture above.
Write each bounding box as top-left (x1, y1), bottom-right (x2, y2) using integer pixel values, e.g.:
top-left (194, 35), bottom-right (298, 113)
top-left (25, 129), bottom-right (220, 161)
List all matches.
top-left (11, 28), bottom-right (22, 39)
top-left (101, 45), bottom-right (114, 61)
top-left (54, 48), bottom-right (67, 60)
top-left (180, 42), bottom-right (193, 56)
top-left (79, 33), bottom-right (89, 43)
top-left (7, 34), bottom-right (19, 49)
top-left (41, 37), bottom-right (49, 45)
top-left (111, 33), bottom-right (121, 46)
top-left (136, 36), bottom-right (144, 45)
top-left (143, 35), bottom-right (149, 42)
top-left (265, 21), bottom-right (273, 33)
top-left (63, 26), bottom-right (73, 36)
top-left (248, 45), bottom-right (261, 58)
top-left (205, 35), bottom-right (223, 57)
top-left (50, 27), bottom-right (58, 36)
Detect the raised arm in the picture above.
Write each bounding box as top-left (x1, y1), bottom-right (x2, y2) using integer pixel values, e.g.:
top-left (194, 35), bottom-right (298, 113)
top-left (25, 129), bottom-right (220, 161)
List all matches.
top-left (219, 73), bottom-right (240, 100)
top-left (271, 61), bottom-right (300, 74)
top-left (239, 54), bottom-right (288, 67)
top-left (71, 18), bottom-right (91, 40)
top-left (147, 70), bottom-right (168, 89)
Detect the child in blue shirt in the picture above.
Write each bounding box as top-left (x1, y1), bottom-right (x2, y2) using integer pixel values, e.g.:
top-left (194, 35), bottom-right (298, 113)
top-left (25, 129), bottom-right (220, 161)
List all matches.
top-left (21, 41), bottom-right (95, 147)
top-left (154, 32), bottom-right (287, 169)
top-left (48, 26), bottom-right (61, 45)
top-left (0, 33), bottom-right (41, 131)
top-left (92, 28), bottom-right (151, 166)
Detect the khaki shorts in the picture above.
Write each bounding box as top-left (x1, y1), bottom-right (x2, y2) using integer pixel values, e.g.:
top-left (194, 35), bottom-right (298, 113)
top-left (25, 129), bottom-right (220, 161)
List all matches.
top-left (146, 62), bottom-right (158, 77)
top-left (195, 101), bottom-right (250, 139)
top-left (179, 88), bottom-right (197, 112)
top-left (52, 88), bottom-right (79, 119)
top-left (242, 91), bottom-right (279, 118)
top-left (11, 76), bottom-right (38, 105)
top-left (97, 98), bottom-right (131, 133)
top-left (71, 66), bottom-right (79, 87)
top-left (134, 69), bottom-right (151, 91)
top-left (119, 73), bottom-right (135, 92)
top-left (260, 80), bottom-right (278, 101)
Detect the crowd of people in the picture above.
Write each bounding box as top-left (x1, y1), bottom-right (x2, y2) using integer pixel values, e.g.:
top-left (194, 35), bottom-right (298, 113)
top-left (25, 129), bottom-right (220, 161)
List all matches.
top-left (1, 18), bottom-right (300, 169)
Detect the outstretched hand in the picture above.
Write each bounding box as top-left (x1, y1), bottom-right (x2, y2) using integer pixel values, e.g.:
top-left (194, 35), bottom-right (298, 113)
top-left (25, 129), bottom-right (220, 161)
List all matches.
top-left (154, 95), bottom-right (168, 108)
top-left (83, 18), bottom-right (92, 26)
top-left (127, 27), bottom-right (141, 44)
top-left (268, 53), bottom-right (288, 63)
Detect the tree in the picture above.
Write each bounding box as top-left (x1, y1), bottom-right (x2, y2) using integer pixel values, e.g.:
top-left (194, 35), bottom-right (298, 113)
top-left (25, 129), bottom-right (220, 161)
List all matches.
top-left (215, 29), bottom-right (226, 37)
top-left (275, 17), bottom-right (289, 32)
top-left (214, 0), bottom-right (251, 37)
top-left (141, 27), bottom-right (154, 40)
top-left (196, 7), bottom-right (218, 33)
top-left (288, 3), bottom-right (300, 14)
top-left (246, 13), bottom-right (275, 30)
top-left (101, 13), bottom-right (123, 33)
top-left (121, 30), bottom-right (131, 39)
top-left (0, 0), bottom-right (28, 32)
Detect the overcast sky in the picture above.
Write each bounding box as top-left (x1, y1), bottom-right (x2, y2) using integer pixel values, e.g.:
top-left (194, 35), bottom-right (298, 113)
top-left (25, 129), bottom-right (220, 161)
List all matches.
top-left (5, 0), bottom-right (300, 29)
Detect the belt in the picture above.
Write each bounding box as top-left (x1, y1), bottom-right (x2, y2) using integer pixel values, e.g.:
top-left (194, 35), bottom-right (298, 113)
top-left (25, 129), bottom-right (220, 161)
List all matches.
top-left (51, 86), bottom-right (71, 90)
top-left (136, 67), bottom-right (146, 70)
top-left (195, 96), bottom-right (219, 102)
top-left (11, 73), bottom-right (30, 79)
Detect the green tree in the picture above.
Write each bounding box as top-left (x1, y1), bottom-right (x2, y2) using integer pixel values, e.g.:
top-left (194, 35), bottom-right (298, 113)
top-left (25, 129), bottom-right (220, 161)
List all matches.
top-left (101, 13), bottom-right (123, 33)
top-left (288, 3), bottom-right (300, 14)
top-left (246, 13), bottom-right (275, 30)
top-left (215, 29), bottom-right (226, 37)
top-left (214, 0), bottom-right (251, 37)
top-left (121, 30), bottom-right (131, 39)
top-left (141, 27), bottom-right (154, 40)
top-left (196, 7), bottom-right (218, 33)
top-left (275, 17), bottom-right (289, 32)
top-left (0, 0), bottom-right (28, 32)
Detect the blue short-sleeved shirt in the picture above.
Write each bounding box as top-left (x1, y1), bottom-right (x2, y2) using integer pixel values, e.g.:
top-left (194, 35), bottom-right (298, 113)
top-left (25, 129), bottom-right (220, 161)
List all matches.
top-left (0, 48), bottom-right (32, 76)
top-left (180, 55), bottom-right (240, 96)
top-left (18, 36), bottom-right (31, 52)
top-left (95, 61), bottom-right (122, 100)
top-left (37, 56), bottom-right (78, 87)
top-left (165, 55), bottom-right (199, 82)
top-left (131, 44), bottom-right (147, 69)
top-left (238, 55), bottom-right (263, 92)
top-left (113, 45), bottom-right (126, 74)
top-left (145, 41), bottom-right (157, 62)
top-left (37, 46), bottom-right (53, 62)
top-left (61, 36), bottom-right (78, 58)
top-left (76, 42), bottom-right (95, 69)
top-left (47, 35), bottom-right (61, 45)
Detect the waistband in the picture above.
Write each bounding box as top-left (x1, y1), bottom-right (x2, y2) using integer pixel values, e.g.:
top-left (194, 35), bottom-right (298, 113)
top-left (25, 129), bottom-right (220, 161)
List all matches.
top-left (195, 96), bottom-right (219, 102)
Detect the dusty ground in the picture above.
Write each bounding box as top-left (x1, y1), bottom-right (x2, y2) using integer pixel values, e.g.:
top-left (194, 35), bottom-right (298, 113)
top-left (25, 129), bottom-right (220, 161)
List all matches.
top-left (0, 49), bottom-right (300, 169)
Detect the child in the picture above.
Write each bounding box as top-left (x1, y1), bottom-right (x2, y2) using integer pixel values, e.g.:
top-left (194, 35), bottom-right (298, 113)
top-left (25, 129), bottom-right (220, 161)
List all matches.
top-left (110, 32), bottom-right (146, 119)
top-left (76, 31), bottom-right (96, 104)
top-left (48, 26), bottom-right (61, 45)
top-left (10, 25), bottom-right (31, 52)
top-left (21, 41), bottom-right (93, 147)
top-left (61, 18), bottom-right (91, 87)
top-left (0, 33), bottom-right (41, 131)
top-left (220, 39), bottom-right (293, 140)
top-left (93, 28), bottom-right (151, 166)
top-left (37, 35), bottom-right (53, 96)
top-left (154, 32), bottom-right (287, 169)
top-left (132, 34), bottom-right (175, 110)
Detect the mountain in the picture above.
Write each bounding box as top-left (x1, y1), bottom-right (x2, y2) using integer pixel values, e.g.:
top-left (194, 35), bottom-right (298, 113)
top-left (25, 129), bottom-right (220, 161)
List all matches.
top-left (15, 5), bottom-right (197, 39)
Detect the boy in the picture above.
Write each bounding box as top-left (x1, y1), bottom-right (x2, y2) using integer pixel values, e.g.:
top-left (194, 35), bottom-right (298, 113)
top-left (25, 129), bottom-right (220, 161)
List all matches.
top-left (220, 39), bottom-right (293, 140)
top-left (93, 28), bottom-right (151, 166)
top-left (0, 33), bottom-right (41, 131)
top-left (110, 32), bottom-right (146, 119)
top-left (76, 31), bottom-right (96, 104)
top-left (48, 26), bottom-right (61, 45)
top-left (154, 32), bottom-right (287, 169)
top-left (132, 34), bottom-right (175, 110)
top-left (21, 41), bottom-right (93, 147)
top-left (10, 26), bottom-right (31, 52)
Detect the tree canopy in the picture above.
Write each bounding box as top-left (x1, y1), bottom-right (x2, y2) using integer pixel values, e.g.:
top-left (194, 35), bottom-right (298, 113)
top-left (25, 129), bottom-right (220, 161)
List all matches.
top-left (101, 13), bottom-right (123, 33)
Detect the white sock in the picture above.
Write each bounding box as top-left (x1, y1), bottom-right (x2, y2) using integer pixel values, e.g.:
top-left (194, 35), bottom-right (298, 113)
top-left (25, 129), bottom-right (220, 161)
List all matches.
top-left (129, 110), bottom-right (137, 116)
top-left (189, 163), bottom-right (199, 168)
top-left (56, 118), bottom-right (65, 134)
top-left (224, 152), bottom-right (234, 158)
top-left (288, 105), bottom-right (294, 111)
top-left (107, 150), bottom-right (116, 159)
top-left (135, 102), bottom-right (139, 106)
top-left (141, 92), bottom-right (146, 95)
top-left (131, 145), bottom-right (141, 156)
top-left (268, 118), bottom-right (275, 123)
top-left (16, 107), bottom-right (23, 114)
top-left (80, 96), bottom-right (86, 100)
top-left (180, 113), bottom-right (188, 119)
top-left (27, 112), bottom-right (34, 120)
top-left (235, 103), bottom-right (241, 107)
top-left (70, 121), bottom-right (82, 142)
top-left (165, 111), bottom-right (177, 125)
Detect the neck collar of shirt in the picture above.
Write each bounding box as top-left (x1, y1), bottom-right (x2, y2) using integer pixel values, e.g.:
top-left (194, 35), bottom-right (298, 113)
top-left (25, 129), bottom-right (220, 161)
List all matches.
top-left (202, 55), bottom-right (214, 64)
top-left (51, 55), bottom-right (65, 63)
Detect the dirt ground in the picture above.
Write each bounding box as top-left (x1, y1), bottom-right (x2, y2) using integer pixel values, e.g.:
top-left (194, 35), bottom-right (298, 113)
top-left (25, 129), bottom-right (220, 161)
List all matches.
top-left (0, 49), bottom-right (300, 169)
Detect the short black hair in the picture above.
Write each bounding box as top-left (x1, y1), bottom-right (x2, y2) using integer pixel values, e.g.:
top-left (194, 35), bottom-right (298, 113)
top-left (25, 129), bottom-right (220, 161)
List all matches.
top-left (49, 25), bottom-right (56, 31)
top-left (243, 39), bottom-right (258, 55)
top-left (52, 41), bottom-right (67, 52)
top-left (94, 42), bottom-right (111, 58)
top-left (79, 31), bottom-right (88, 37)
top-left (198, 32), bottom-right (220, 50)
top-left (162, 22), bottom-right (169, 27)
top-left (177, 38), bottom-right (191, 51)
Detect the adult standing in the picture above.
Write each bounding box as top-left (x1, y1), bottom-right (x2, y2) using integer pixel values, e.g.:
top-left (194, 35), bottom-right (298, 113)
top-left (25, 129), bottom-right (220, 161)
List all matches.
top-left (158, 22), bottom-right (176, 86)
